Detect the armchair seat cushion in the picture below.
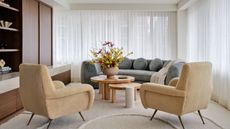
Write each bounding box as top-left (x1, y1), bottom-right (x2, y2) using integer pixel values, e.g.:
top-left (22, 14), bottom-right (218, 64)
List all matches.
top-left (141, 83), bottom-right (185, 97)
top-left (47, 84), bottom-right (94, 99)
top-left (119, 69), bottom-right (155, 82)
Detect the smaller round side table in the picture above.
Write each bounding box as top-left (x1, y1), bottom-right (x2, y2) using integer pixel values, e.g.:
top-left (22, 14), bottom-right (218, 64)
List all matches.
top-left (109, 83), bottom-right (141, 108)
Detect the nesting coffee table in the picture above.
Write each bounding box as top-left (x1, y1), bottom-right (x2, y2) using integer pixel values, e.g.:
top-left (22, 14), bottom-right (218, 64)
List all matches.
top-left (109, 83), bottom-right (141, 108)
top-left (90, 75), bottom-right (135, 100)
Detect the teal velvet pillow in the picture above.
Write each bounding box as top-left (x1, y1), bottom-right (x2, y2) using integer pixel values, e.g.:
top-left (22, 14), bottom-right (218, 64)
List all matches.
top-left (149, 58), bottom-right (163, 71)
top-left (119, 57), bottom-right (132, 69)
top-left (133, 58), bottom-right (148, 70)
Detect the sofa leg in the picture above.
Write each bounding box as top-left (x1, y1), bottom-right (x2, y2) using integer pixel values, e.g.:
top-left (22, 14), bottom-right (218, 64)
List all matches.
top-left (178, 116), bottom-right (185, 129)
top-left (27, 113), bottom-right (34, 126)
top-left (79, 112), bottom-right (85, 121)
top-left (47, 119), bottom-right (53, 129)
top-left (198, 110), bottom-right (205, 124)
top-left (150, 110), bottom-right (158, 120)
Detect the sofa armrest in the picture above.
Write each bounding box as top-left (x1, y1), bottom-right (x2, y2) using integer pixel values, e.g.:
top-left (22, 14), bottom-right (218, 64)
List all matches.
top-left (47, 84), bottom-right (94, 99)
top-left (140, 83), bottom-right (185, 97)
top-left (53, 81), bottom-right (65, 89)
top-left (168, 77), bottom-right (179, 87)
top-left (81, 61), bottom-right (102, 88)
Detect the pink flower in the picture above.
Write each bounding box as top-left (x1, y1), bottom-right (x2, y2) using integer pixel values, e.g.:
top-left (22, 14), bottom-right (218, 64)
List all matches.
top-left (97, 49), bottom-right (102, 54)
top-left (103, 41), bottom-right (114, 47)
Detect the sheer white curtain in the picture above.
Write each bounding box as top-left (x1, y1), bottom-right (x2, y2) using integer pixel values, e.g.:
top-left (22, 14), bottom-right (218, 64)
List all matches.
top-left (54, 10), bottom-right (177, 81)
top-left (185, 0), bottom-right (230, 109)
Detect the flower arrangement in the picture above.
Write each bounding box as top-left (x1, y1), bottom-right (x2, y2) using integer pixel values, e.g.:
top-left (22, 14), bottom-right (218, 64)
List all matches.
top-left (90, 41), bottom-right (133, 70)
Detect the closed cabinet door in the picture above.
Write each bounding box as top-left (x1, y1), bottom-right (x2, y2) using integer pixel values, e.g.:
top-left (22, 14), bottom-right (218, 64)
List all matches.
top-left (22, 0), bottom-right (39, 63)
top-left (39, 3), bottom-right (52, 65)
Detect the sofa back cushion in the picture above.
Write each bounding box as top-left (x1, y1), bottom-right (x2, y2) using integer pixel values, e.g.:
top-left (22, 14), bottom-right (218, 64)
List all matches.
top-left (149, 58), bottom-right (163, 71)
top-left (133, 58), bottom-right (148, 70)
top-left (119, 57), bottom-right (132, 69)
top-left (165, 62), bottom-right (185, 85)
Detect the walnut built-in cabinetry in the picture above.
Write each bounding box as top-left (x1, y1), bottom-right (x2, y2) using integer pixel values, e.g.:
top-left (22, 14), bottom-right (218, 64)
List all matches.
top-left (0, 89), bottom-right (22, 121)
top-left (0, 0), bottom-right (53, 121)
top-left (0, 0), bottom-right (53, 71)
top-left (23, 0), bottom-right (53, 65)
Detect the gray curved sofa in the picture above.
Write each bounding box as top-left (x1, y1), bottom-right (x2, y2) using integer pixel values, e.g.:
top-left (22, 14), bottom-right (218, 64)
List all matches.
top-left (81, 58), bottom-right (184, 89)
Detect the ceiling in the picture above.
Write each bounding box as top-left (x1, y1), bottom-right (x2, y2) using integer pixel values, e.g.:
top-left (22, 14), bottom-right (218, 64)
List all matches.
top-left (65, 0), bottom-right (181, 4)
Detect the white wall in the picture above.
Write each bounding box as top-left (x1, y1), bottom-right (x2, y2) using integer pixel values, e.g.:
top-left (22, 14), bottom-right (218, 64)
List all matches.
top-left (178, 0), bottom-right (198, 10)
top-left (70, 4), bottom-right (177, 11)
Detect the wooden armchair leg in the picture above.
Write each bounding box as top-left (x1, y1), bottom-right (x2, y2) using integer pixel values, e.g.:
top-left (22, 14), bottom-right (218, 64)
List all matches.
top-left (178, 116), bottom-right (185, 129)
top-left (79, 112), bottom-right (85, 121)
top-left (198, 110), bottom-right (205, 124)
top-left (27, 113), bottom-right (34, 126)
top-left (150, 109), bottom-right (158, 120)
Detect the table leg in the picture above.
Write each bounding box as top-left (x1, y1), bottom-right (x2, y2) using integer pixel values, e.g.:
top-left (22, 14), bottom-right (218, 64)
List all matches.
top-left (100, 83), bottom-right (105, 99)
top-left (104, 83), bottom-right (110, 100)
top-left (134, 88), bottom-right (137, 101)
top-left (125, 87), bottom-right (134, 108)
top-left (112, 89), bottom-right (116, 103)
top-left (99, 82), bottom-right (103, 94)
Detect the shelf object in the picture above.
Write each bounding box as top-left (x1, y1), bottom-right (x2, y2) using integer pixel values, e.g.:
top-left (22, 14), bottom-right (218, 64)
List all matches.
top-left (0, 49), bottom-right (20, 52)
top-left (0, 2), bottom-right (19, 12)
top-left (0, 26), bottom-right (19, 31)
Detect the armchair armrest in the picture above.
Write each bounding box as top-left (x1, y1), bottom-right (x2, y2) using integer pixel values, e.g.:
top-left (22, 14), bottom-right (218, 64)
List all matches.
top-left (140, 83), bottom-right (185, 97)
top-left (168, 77), bottom-right (179, 87)
top-left (53, 81), bottom-right (65, 89)
top-left (47, 84), bottom-right (94, 99)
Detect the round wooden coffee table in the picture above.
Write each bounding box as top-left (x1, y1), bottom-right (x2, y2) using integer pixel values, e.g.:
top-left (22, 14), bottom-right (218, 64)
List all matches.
top-left (90, 75), bottom-right (135, 100)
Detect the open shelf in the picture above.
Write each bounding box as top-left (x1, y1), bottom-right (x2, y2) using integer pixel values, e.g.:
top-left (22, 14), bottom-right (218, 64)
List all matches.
top-left (0, 2), bottom-right (19, 12)
top-left (0, 49), bottom-right (20, 52)
top-left (0, 26), bottom-right (19, 32)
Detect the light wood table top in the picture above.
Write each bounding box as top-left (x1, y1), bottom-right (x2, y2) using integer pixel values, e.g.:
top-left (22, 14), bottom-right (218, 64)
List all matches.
top-left (109, 83), bottom-right (141, 90)
top-left (91, 75), bottom-right (135, 84)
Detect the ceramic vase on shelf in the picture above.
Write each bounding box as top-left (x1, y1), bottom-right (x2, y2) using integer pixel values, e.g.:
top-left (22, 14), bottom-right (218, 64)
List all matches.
top-left (103, 67), bottom-right (119, 79)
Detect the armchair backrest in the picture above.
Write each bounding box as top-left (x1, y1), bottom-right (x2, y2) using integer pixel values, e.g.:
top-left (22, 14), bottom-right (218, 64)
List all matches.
top-left (19, 64), bottom-right (54, 115)
top-left (176, 62), bottom-right (213, 113)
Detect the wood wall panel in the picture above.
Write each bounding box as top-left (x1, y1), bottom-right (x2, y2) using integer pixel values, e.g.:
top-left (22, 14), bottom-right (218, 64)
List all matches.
top-left (22, 0), bottom-right (39, 63)
top-left (39, 3), bottom-right (52, 65)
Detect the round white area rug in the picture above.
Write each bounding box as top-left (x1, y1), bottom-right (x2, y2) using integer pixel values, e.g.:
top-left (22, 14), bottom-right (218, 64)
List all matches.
top-left (78, 114), bottom-right (176, 129)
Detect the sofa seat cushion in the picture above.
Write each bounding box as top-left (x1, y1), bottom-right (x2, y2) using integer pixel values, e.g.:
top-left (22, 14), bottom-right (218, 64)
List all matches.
top-left (118, 69), bottom-right (155, 82)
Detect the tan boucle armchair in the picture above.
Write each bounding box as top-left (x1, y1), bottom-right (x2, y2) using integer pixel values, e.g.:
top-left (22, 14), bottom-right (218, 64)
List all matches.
top-left (140, 62), bottom-right (213, 129)
top-left (19, 64), bottom-right (95, 129)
